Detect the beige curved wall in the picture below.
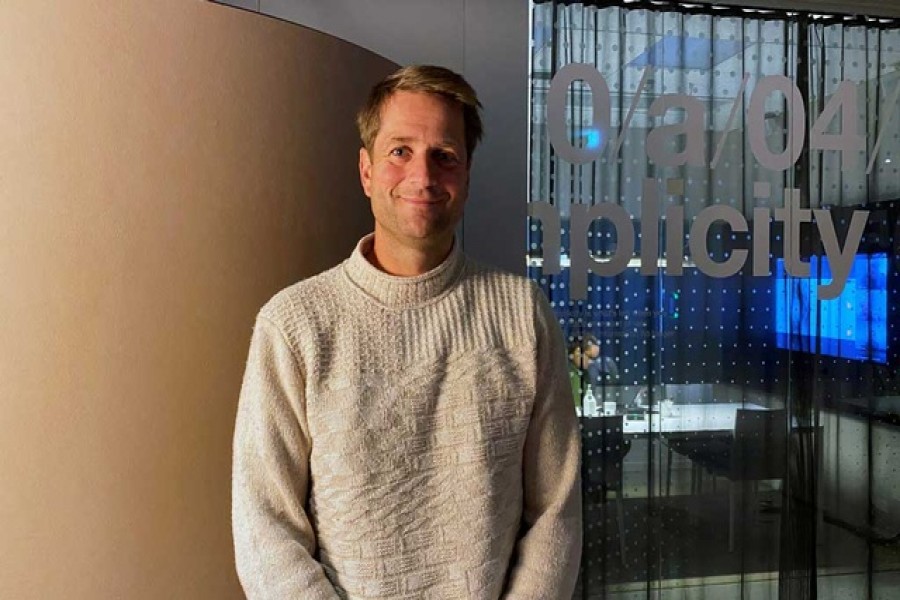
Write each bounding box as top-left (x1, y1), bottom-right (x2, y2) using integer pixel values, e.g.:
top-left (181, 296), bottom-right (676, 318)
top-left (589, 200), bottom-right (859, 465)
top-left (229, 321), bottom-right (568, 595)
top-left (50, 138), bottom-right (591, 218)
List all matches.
top-left (0, 2), bottom-right (395, 598)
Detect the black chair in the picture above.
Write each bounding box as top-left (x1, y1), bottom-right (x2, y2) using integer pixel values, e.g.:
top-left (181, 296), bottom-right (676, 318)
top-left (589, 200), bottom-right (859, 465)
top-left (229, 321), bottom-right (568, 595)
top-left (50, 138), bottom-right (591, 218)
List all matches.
top-left (682, 409), bottom-right (788, 551)
top-left (581, 415), bottom-right (632, 560)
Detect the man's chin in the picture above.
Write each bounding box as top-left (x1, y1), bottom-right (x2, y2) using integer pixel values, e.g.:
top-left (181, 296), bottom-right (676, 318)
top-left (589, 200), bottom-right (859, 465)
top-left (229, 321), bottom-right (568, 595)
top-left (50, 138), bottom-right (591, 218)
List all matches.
top-left (396, 228), bottom-right (455, 248)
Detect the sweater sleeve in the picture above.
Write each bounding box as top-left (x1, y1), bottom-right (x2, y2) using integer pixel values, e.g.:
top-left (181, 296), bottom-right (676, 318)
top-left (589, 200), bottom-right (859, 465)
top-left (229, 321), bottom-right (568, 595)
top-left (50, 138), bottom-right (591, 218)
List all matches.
top-left (502, 288), bottom-right (583, 599)
top-left (232, 316), bottom-right (340, 600)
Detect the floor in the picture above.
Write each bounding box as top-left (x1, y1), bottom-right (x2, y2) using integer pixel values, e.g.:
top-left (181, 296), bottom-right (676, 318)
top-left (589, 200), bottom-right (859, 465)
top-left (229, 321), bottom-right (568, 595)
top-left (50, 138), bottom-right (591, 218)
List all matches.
top-left (573, 452), bottom-right (900, 599)
top-left (587, 570), bottom-right (900, 600)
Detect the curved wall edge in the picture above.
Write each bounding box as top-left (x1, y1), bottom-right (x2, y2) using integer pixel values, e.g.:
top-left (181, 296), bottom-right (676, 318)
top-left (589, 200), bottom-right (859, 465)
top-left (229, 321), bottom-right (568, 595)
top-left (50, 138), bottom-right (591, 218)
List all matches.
top-left (0, 2), bottom-right (396, 598)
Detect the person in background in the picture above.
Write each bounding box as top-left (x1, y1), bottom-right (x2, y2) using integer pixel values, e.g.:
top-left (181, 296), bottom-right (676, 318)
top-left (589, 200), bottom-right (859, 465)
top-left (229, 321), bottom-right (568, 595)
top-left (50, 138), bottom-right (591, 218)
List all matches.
top-left (584, 333), bottom-right (619, 386)
top-left (568, 338), bottom-right (589, 410)
top-left (232, 65), bottom-right (582, 599)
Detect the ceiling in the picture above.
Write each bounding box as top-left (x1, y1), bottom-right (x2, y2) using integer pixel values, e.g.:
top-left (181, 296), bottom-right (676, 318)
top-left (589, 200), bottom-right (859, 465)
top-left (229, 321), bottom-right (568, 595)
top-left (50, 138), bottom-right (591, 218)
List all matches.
top-left (690, 0), bottom-right (900, 19)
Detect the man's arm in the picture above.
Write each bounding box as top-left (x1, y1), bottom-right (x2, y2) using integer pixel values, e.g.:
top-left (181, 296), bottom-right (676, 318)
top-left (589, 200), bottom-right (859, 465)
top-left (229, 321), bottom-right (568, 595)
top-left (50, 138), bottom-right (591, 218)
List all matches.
top-left (232, 316), bottom-right (340, 600)
top-left (503, 288), bottom-right (583, 599)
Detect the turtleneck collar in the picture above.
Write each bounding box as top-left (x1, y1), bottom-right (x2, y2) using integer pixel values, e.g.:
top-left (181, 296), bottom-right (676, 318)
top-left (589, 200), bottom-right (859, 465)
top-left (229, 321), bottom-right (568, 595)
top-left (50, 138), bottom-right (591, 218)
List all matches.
top-left (343, 233), bottom-right (465, 309)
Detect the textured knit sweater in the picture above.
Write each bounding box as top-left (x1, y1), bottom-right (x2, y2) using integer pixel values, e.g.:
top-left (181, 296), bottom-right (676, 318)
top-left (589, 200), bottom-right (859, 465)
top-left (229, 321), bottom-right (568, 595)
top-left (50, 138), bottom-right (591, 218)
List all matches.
top-left (232, 234), bottom-right (582, 599)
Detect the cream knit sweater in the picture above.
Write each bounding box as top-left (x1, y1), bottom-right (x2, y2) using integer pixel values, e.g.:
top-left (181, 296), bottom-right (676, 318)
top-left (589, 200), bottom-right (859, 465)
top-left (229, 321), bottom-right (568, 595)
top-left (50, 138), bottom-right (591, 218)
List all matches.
top-left (232, 234), bottom-right (582, 599)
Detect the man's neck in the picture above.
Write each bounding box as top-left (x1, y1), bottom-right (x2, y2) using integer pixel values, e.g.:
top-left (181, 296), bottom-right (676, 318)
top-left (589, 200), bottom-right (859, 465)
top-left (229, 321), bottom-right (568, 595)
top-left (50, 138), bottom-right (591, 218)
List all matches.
top-left (367, 234), bottom-right (454, 277)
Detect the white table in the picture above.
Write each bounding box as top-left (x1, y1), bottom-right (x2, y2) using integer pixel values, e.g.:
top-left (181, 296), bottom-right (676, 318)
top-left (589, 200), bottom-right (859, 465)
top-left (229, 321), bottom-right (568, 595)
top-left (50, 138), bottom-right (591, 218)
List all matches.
top-left (620, 403), bottom-right (768, 435)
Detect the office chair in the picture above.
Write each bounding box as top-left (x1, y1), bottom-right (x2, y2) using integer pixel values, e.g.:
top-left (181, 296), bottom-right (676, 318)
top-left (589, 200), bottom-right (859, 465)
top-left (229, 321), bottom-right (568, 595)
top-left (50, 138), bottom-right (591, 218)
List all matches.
top-left (684, 409), bottom-right (788, 551)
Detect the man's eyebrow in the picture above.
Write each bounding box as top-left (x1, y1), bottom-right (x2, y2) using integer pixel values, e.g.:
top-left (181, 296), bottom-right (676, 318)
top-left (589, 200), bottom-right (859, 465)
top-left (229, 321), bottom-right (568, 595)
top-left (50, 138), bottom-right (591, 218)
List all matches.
top-left (384, 136), bottom-right (462, 148)
top-left (384, 136), bottom-right (414, 146)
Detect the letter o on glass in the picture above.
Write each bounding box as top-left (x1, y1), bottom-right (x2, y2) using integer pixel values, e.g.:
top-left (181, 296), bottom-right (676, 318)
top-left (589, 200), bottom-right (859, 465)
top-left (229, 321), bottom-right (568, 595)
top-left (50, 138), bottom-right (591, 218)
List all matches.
top-left (547, 63), bottom-right (610, 164)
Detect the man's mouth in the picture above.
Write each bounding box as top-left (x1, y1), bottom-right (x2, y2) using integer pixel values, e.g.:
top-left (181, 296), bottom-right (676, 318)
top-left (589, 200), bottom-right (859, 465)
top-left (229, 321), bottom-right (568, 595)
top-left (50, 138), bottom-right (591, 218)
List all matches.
top-left (398, 195), bottom-right (445, 204)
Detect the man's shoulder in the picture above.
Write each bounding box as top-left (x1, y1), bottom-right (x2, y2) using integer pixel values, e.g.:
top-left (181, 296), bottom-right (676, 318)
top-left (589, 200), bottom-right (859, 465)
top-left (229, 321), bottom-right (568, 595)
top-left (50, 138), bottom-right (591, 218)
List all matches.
top-left (462, 256), bottom-right (541, 300)
top-left (257, 262), bottom-right (346, 328)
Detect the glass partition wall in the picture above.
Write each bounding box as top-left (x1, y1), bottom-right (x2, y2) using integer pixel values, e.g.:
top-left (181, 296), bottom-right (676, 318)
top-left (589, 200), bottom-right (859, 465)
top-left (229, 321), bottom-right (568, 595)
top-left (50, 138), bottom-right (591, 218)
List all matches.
top-left (527, 2), bottom-right (900, 598)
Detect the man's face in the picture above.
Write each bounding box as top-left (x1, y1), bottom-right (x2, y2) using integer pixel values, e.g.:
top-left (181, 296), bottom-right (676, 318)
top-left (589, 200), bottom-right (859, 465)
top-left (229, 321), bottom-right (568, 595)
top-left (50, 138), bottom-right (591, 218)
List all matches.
top-left (584, 342), bottom-right (600, 359)
top-left (359, 91), bottom-right (469, 254)
top-left (569, 347), bottom-right (582, 366)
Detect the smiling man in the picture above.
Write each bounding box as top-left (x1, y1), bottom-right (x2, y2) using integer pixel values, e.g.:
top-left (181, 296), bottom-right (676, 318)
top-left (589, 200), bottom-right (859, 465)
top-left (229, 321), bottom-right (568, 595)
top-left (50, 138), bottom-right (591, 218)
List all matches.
top-left (232, 65), bottom-right (582, 599)
top-left (358, 87), bottom-right (467, 276)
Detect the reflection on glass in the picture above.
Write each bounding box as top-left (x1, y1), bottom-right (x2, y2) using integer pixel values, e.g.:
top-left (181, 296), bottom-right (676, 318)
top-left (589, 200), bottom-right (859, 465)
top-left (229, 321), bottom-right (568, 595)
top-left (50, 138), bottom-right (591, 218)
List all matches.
top-left (529, 1), bottom-right (900, 597)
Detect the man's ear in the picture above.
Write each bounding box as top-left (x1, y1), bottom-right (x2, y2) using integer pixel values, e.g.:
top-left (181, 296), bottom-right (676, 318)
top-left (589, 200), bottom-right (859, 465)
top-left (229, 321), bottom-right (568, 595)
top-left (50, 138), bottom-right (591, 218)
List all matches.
top-left (359, 147), bottom-right (372, 197)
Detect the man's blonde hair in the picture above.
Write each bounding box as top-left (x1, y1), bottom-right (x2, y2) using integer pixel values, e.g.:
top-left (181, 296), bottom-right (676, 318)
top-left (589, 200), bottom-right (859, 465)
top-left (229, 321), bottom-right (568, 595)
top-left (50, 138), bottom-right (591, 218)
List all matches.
top-left (356, 65), bottom-right (483, 162)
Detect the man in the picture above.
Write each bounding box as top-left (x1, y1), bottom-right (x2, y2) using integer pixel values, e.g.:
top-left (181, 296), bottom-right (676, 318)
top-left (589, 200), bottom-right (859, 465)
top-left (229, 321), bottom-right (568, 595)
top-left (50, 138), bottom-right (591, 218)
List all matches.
top-left (584, 334), bottom-right (619, 387)
top-left (232, 65), bottom-right (581, 599)
top-left (568, 339), bottom-right (588, 410)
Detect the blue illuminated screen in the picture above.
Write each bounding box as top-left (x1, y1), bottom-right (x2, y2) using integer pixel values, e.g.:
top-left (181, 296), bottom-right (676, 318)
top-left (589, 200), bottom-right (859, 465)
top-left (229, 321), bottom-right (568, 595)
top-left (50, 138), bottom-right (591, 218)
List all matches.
top-left (774, 253), bottom-right (888, 363)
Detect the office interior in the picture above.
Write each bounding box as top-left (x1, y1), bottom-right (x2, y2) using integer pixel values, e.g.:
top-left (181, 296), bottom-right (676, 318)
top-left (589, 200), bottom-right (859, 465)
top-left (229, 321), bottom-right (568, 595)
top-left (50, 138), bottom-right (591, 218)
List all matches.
top-left (528, 1), bottom-right (900, 598)
top-left (2, 0), bottom-right (899, 598)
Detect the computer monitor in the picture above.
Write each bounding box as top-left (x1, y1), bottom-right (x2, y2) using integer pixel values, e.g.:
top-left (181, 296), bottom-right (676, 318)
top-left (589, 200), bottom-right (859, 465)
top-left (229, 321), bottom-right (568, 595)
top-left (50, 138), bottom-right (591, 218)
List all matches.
top-left (774, 253), bottom-right (888, 363)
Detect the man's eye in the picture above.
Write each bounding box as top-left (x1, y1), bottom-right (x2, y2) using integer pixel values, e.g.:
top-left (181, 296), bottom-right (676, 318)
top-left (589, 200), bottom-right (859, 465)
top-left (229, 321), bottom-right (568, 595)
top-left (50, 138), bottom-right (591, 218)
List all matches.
top-left (435, 151), bottom-right (459, 164)
top-left (389, 148), bottom-right (407, 157)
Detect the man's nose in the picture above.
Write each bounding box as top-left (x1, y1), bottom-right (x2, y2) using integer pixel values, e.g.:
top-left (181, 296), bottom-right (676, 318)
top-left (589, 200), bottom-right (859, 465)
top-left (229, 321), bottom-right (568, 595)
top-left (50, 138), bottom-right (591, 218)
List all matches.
top-left (406, 152), bottom-right (438, 187)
